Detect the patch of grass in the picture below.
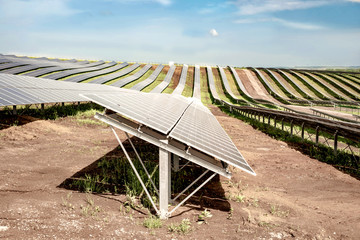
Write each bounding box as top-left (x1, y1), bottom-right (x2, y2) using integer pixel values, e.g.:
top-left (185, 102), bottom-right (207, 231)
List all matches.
top-left (80, 194), bottom-right (101, 217)
top-left (142, 67), bottom-right (168, 93)
top-left (61, 192), bottom-right (74, 210)
top-left (270, 205), bottom-right (289, 218)
top-left (234, 195), bottom-right (245, 203)
top-left (168, 218), bottom-right (191, 234)
top-left (197, 209), bottom-right (212, 224)
top-left (143, 216), bottom-right (163, 229)
top-left (76, 118), bottom-right (106, 126)
top-left (220, 106), bottom-right (360, 178)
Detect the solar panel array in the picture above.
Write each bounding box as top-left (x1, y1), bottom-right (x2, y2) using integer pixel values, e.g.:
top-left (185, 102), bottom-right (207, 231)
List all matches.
top-left (111, 64), bottom-right (152, 87)
top-left (45, 61), bottom-right (116, 80)
top-left (206, 66), bottom-right (221, 101)
top-left (266, 69), bottom-right (297, 98)
top-left (278, 70), bottom-right (312, 99)
top-left (64, 62), bottom-right (129, 83)
top-left (229, 67), bottom-right (252, 99)
top-left (89, 63), bottom-right (140, 84)
top-left (172, 64), bottom-right (188, 95)
top-left (192, 65), bottom-right (201, 99)
top-left (131, 64), bottom-right (164, 91)
top-left (218, 66), bottom-right (238, 100)
top-left (151, 65), bottom-right (176, 93)
top-left (0, 73), bottom-right (126, 106)
top-left (0, 62), bottom-right (29, 71)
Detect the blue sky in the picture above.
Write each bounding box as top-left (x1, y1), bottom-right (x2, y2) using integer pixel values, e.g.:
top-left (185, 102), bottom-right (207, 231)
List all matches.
top-left (0, 0), bottom-right (359, 67)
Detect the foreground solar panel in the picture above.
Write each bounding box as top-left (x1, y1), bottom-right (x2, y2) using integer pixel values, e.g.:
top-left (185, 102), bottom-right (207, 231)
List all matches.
top-left (82, 92), bottom-right (255, 174)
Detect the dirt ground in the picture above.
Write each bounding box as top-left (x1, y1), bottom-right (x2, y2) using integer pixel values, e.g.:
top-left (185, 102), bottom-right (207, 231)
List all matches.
top-left (0, 108), bottom-right (359, 239)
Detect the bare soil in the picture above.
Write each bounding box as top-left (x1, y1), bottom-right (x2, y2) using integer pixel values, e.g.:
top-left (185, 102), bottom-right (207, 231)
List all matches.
top-left (236, 69), bottom-right (281, 104)
top-left (0, 109), bottom-right (359, 239)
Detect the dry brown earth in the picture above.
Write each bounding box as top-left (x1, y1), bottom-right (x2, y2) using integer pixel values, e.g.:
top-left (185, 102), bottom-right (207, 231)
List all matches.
top-left (0, 108), bottom-right (359, 239)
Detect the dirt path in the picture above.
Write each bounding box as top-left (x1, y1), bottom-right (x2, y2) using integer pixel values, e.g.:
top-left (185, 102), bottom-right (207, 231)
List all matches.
top-left (0, 112), bottom-right (359, 239)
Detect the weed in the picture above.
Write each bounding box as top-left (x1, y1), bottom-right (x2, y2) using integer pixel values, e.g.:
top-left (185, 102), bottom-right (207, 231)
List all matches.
top-left (168, 218), bottom-right (191, 234)
top-left (61, 192), bottom-right (74, 210)
top-left (143, 216), bottom-right (162, 229)
top-left (197, 209), bottom-right (213, 224)
top-left (270, 205), bottom-right (289, 218)
top-left (234, 195), bottom-right (245, 203)
top-left (80, 194), bottom-right (101, 217)
top-left (227, 207), bottom-right (234, 220)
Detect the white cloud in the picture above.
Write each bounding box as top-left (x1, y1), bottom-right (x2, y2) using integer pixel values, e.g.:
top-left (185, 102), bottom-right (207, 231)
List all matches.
top-left (235, 17), bottom-right (324, 30)
top-left (209, 29), bottom-right (219, 37)
top-left (233, 0), bottom-right (330, 15)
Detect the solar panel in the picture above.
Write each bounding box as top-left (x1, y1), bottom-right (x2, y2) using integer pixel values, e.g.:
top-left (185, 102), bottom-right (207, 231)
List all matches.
top-left (82, 92), bottom-right (192, 134)
top-left (131, 64), bottom-right (164, 91)
top-left (172, 64), bottom-right (188, 95)
top-left (82, 92), bottom-right (255, 176)
top-left (0, 63), bottom-right (56, 75)
top-left (88, 63), bottom-right (140, 84)
top-left (192, 65), bottom-right (201, 99)
top-left (206, 66), bottom-right (220, 101)
top-left (64, 62), bottom-right (129, 83)
top-left (218, 66), bottom-right (238, 100)
top-left (0, 62), bottom-right (29, 71)
top-left (110, 64), bottom-right (152, 87)
top-left (151, 65), bottom-right (176, 93)
top-left (0, 73), bottom-right (126, 107)
top-left (169, 99), bottom-right (255, 174)
top-left (266, 69), bottom-right (297, 97)
top-left (23, 61), bottom-right (106, 77)
top-left (228, 66), bottom-right (252, 99)
top-left (44, 61), bottom-right (115, 80)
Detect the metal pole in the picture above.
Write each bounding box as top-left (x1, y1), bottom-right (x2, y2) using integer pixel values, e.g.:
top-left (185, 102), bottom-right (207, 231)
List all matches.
top-left (110, 126), bottom-right (160, 215)
top-left (12, 105), bottom-right (17, 115)
top-left (290, 120), bottom-right (293, 136)
top-left (315, 126), bottom-right (319, 145)
top-left (301, 123), bottom-right (305, 140)
top-left (172, 170), bottom-right (209, 202)
top-left (334, 130), bottom-right (338, 155)
top-left (172, 154), bottom-right (180, 172)
top-left (281, 118), bottom-right (284, 131)
top-left (125, 132), bottom-right (159, 196)
top-left (159, 146), bottom-right (171, 219)
top-left (168, 172), bottom-right (217, 216)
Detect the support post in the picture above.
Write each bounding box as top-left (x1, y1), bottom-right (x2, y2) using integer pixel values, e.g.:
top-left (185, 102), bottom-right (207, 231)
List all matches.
top-left (281, 118), bottom-right (284, 131)
top-left (334, 131), bottom-right (338, 155)
top-left (12, 105), bottom-right (17, 115)
top-left (159, 146), bottom-right (171, 219)
top-left (301, 122), bottom-right (305, 140)
top-left (290, 120), bottom-right (293, 136)
top-left (41, 103), bottom-right (45, 112)
top-left (62, 102), bottom-right (65, 107)
top-left (268, 115), bottom-right (270, 125)
top-left (315, 126), bottom-right (319, 145)
top-left (274, 116), bottom-right (277, 128)
top-left (172, 154), bottom-right (180, 172)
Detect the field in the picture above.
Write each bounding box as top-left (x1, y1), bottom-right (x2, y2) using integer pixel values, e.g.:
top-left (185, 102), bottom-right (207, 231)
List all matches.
top-left (0, 55), bottom-right (360, 239)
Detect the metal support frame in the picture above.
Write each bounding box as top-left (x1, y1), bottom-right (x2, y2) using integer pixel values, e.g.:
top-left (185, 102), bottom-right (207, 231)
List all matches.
top-left (96, 113), bottom-right (229, 219)
top-left (172, 154), bottom-right (180, 172)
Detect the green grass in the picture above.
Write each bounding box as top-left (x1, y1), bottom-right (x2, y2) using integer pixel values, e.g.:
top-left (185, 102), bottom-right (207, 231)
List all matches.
top-left (143, 216), bottom-right (163, 229)
top-left (168, 218), bottom-right (191, 234)
top-left (212, 68), bottom-right (232, 103)
top-left (200, 68), bottom-right (212, 106)
top-left (220, 106), bottom-right (360, 178)
top-left (181, 67), bottom-right (194, 97)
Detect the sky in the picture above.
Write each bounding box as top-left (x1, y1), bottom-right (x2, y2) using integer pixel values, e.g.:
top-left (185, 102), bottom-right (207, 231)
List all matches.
top-left (0, 0), bottom-right (359, 67)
